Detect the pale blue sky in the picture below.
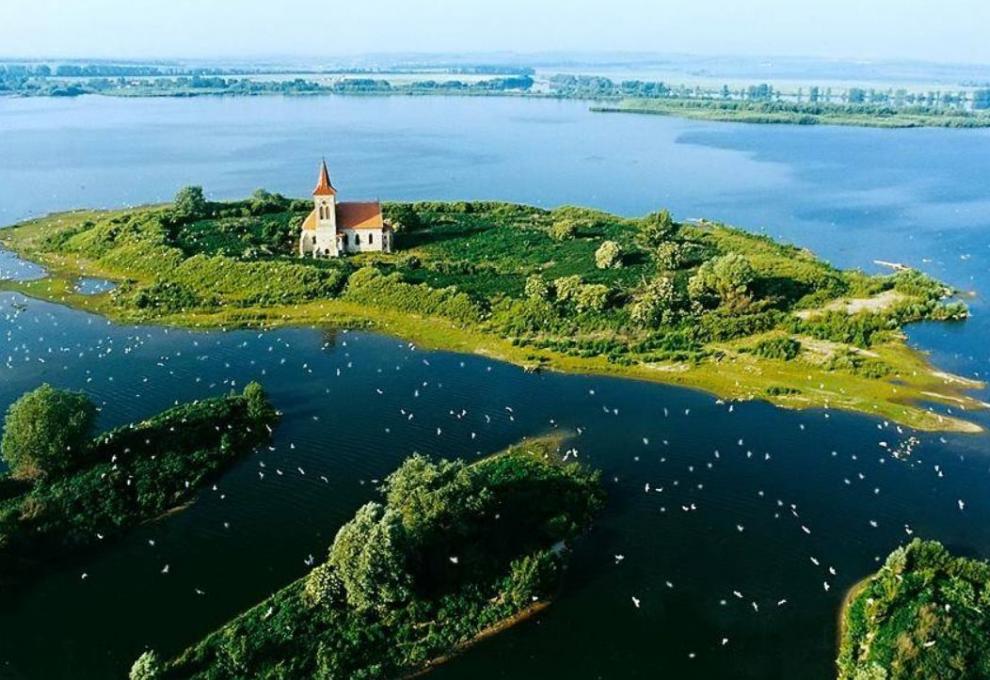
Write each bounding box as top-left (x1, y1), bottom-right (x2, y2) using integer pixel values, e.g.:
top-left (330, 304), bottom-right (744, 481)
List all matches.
top-left (1, 0), bottom-right (988, 64)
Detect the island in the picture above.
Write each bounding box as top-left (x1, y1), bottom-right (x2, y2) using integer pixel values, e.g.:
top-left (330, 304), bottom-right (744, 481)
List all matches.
top-left (126, 433), bottom-right (604, 679)
top-left (0, 178), bottom-right (984, 433)
top-left (0, 382), bottom-right (277, 586)
top-left (838, 539), bottom-right (990, 679)
top-left (3, 61), bottom-right (990, 129)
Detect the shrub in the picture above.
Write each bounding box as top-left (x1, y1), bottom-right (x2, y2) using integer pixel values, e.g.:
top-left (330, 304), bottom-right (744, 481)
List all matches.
top-left (595, 241), bottom-right (622, 269)
top-left (575, 284), bottom-right (610, 313)
top-left (629, 276), bottom-right (676, 328)
top-left (553, 275), bottom-right (583, 304)
top-left (303, 563), bottom-right (347, 609)
top-left (654, 241), bottom-right (684, 270)
top-left (1, 384), bottom-right (96, 481)
top-left (688, 252), bottom-right (756, 310)
top-left (524, 275), bottom-right (551, 301)
top-left (636, 209), bottom-right (676, 249)
top-left (549, 219), bottom-right (578, 241)
top-left (171, 186), bottom-right (208, 223)
top-left (129, 650), bottom-right (161, 680)
top-left (749, 336), bottom-right (802, 360)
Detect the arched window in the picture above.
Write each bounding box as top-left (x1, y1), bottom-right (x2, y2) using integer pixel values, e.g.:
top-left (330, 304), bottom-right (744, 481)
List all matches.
top-left (368, 233), bottom-right (374, 244)
top-left (355, 233), bottom-right (361, 245)
top-left (341, 233), bottom-right (348, 246)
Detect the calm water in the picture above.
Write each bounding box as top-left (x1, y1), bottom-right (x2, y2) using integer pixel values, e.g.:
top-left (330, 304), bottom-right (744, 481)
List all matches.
top-left (0, 95), bottom-right (988, 679)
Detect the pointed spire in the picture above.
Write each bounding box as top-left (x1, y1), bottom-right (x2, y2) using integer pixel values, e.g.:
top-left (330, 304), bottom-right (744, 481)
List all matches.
top-left (313, 158), bottom-right (336, 196)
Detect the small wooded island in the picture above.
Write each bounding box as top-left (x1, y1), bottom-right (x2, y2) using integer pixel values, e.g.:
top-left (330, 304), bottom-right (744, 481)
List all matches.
top-left (130, 434), bottom-right (603, 679)
top-left (0, 177), bottom-right (984, 432)
top-left (839, 540), bottom-right (990, 680)
top-left (0, 382), bottom-right (277, 587)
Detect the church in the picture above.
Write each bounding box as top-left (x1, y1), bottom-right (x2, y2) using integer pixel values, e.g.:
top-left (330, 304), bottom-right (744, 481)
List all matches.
top-left (298, 160), bottom-right (393, 258)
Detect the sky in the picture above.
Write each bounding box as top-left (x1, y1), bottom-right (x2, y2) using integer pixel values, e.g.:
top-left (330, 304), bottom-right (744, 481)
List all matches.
top-left (1, 0), bottom-right (989, 65)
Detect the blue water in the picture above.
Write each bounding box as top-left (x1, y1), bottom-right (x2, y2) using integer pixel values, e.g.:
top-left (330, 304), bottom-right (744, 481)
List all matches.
top-left (0, 95), bottom-right (987, 679)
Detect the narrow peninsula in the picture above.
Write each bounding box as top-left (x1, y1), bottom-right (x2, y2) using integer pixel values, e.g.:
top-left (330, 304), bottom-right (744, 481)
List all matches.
top-left (0, 382), bottom-right (277, 586)
top-left (0, 167), bottom-right (984, 432)
top-left (134, 433), bottom-right (604, 679)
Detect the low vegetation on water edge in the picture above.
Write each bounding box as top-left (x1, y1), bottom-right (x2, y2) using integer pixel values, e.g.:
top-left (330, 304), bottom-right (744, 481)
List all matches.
top-left (592, 97), bottom-right (990, 128)
top-left (838, 539), bottom-right (990, 680)
top-left (0, 191), bottom-right (983, 432)
top-left (134, 434), bottom-right (603, 679)
top-left (0, 382), bottom-right (277, 586)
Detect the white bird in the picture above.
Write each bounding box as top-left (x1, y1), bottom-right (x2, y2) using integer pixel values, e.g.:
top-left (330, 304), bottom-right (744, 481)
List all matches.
top-left (161, 564), bottom-right (170, 575)
top-left (631, 596), bottom-right (641, 608)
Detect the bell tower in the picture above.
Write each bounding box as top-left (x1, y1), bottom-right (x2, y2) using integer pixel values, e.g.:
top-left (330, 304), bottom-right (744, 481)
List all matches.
top-left (312, 159), bottom-right (338, 256)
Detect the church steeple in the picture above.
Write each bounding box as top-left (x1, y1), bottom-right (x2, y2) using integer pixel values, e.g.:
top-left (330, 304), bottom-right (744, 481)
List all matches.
top-left (313, 159), bottom-right (337, 196)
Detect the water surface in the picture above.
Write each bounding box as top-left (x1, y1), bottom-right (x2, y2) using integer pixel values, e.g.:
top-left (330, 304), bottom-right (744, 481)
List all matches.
top-left (0, 95), bottom-right (987, 679)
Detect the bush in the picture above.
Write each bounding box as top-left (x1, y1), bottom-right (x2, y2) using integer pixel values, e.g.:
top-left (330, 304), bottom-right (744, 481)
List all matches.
top-left (549, 219), bottom-right (578, 241)
top-left (688, 252), bottom-right (756, 310)
top-left (629, 276), bottom-right (676, 328)
top-left (171, 186), bottom-right (208, 223)
top-left (636, 209), bottom-right (676, 249)
top-left (303, 563), bottom-right (347, 609)
top-left (595, 241), bottom-right (622, 269)
top-left (129, 650), bottom-right (161, 680)
top-left (749, 336), bottom-right (801, 360)
top-left (575, 284), bottom-right (610, 313)
top-left (654, 241), bottom-right (684, 270)
top-left (1, 384), bottom-right (96, 481)
top-left (524, 275), bottom-right (551, 301)
top-left (553, 275), bottom-right (583, 305)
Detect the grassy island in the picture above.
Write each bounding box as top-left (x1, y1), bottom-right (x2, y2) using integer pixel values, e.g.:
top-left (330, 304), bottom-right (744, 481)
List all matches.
top-left (135, 434), bottom-right (603, 679)
top-left (0, 191), bottom-right (984, 432)
top-left (0, 382), bottom-right (277, 586)
top-left (838, 539), bottom-right (990, 679)
top-left (592, 98), bottom-right (990, 128)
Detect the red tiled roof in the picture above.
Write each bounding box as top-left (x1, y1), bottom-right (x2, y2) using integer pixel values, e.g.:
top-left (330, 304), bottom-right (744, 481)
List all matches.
top-left (313, 159), bottom-right (336, 196)
top-left (336, 201), bottom-right (385, 230)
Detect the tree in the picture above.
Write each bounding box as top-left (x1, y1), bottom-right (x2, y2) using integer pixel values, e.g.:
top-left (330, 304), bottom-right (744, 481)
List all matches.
top-left (1, 384), bottom-right (96, 481)
top-left (383, 455), bottom-right (486, 543)
top-left (172, 186), bottom-right (207, 222)
top-left (129, 650), bottom-right (161, 680)
top-left (575, 284), bottom-right (610, 313)
top-left (688, 252), bottom-right (756, 310)
top-left (654, 242), bottom-right (683, 270)
top-left (629, 276), bottom-right (676, 328)
top-left (636, 210), bottom-right (676, 250)
top-left (328, 502), bottom-right (413, 611)
top-left (549, 219), bottom-right (578, 241)
top-left (594, 241), bottom-right (622, 269)
top-left (242, 381), bottom-right (271, 421)
top-left (524, 275), bottom-right (551, 301)
top-left (553, 275), bottom-right (583, 304)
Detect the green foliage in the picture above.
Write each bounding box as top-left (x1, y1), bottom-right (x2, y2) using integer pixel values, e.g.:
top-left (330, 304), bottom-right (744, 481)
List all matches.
top-left (838, 540), bottom-right (990, 680)
top-left (654, 241), bottom-right (684, 270)
top-left (1, 384), bottom-right (96, 481)
top-left (594, 240), bottom-right (622, 269)
top-left (629, 276), bottom-right (677, 328)
top-left (553, 275), bottom-right (583, 305)
top-left (172, 186), bottom-right (208, 223)
top-left (636, 210), bottom-right (676, 250)
top-left (746, 336), bottom-right (802, 360)
top-left (0, 384), bottom-right (277, 586)
top-left (688, 252), bottom-right (756, 310)
top-left (328, 502), bottom-right (413, 611)
top-left (344, 266), bottom-right (481, 325)
top-left (575, 284), bottom-right (610, 313)
top-left (165, 439), bottom-right (604, 679)
top-left (549, 219), bottom-right (578, 241)
top-left (130, 651), bottom-right (162, 680)
top-left (524, 274), bottom-right (551, 301)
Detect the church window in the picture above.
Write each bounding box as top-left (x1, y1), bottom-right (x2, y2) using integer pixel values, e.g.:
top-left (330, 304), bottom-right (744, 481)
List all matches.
top-left (368, 233), bottom-right (374, 244)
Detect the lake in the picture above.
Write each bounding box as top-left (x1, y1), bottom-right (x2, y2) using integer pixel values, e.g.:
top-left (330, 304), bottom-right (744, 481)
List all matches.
top-left (0, 94), bottom-right (988, 679)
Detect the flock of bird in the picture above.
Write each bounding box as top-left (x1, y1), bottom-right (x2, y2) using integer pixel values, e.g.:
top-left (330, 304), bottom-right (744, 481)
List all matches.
top-left (1, 292), bottom-right (986, 667)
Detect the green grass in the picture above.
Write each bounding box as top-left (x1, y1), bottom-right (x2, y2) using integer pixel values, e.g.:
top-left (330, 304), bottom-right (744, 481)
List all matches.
top-left (1, 198), bottom-right (984, 433)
